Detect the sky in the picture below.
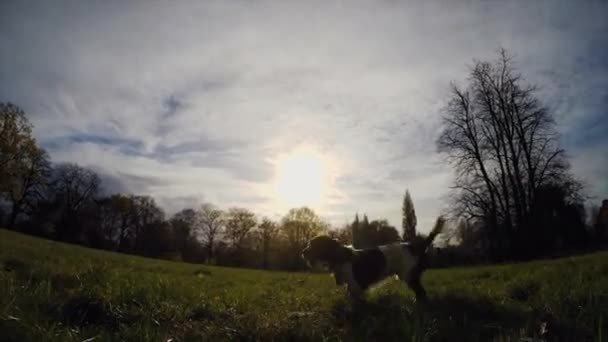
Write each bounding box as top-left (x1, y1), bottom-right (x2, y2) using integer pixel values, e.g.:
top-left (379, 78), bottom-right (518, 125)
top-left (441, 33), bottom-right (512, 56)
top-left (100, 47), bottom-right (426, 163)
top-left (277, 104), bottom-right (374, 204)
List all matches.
top-left (1, 1), bottom-right (607, 233)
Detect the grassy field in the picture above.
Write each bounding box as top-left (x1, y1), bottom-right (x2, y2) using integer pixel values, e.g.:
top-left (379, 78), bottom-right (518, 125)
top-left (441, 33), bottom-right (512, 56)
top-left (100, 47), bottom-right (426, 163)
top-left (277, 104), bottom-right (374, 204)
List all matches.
top-left (0, 229), bottom-right (606, 341)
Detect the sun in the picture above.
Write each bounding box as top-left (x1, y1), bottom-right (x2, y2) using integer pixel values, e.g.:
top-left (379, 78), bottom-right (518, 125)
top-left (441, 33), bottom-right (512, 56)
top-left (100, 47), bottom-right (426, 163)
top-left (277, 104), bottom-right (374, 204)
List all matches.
top-left (273, 146), bottom-right (331, 208)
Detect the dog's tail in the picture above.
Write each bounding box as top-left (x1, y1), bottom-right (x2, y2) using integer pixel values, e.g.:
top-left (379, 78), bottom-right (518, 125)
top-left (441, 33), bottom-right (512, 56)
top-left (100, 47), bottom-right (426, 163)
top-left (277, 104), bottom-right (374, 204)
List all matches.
top-left (422, 216), bottom-right (445, 253)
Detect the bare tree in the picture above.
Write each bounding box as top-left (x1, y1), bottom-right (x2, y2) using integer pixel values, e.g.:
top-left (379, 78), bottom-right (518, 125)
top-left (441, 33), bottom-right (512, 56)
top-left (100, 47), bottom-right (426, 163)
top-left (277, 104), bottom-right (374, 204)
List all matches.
top-left (224, 207), bottom-right (257, 249)
top-left (197, 203), bottom-right (224, 261)
top-left (437, 49), bottom-right (582, 258)
top-left (51, 163), bottom-right (100, 240)
top-left (129, 195), bottom-right (164, 252)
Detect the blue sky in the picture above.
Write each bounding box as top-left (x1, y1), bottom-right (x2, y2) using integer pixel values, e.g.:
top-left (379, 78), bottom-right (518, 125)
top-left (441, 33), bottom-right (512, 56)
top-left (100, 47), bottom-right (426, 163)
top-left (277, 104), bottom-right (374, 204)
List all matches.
top-left (1, 1), bottom-right (607, 231)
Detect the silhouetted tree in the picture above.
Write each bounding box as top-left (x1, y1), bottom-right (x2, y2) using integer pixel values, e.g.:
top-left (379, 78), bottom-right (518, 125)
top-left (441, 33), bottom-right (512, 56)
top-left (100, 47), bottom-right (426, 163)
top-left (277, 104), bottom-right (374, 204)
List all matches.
top-left (256, 217), bottom-right (278, 269)
top-left (329, 223), bottom-right (353, 245)
top-left (198, 203), bottom-right (224, 262)
top-left (437, 49), bottom-right (584, 260)
top-left (170, 208), bottom-right (199, 260)
top-left (351, 213), bottom-right (361, 248)
top-left (50, 163), bottom-right (100, 241)
top-left (224, 208), bottom-right (257, 248)
top-left (370, 219), bottom-right (401, 245)
top-left (96, 194), bottom-right (131, 248)
top-left (593, 200), bottom-right (608, 242)
top-left (0, 103), bottom-right (51, 228)
top-left (130, 195), bottom-right (164, 253)
top-left (402, 189), bottom-right (417, 241)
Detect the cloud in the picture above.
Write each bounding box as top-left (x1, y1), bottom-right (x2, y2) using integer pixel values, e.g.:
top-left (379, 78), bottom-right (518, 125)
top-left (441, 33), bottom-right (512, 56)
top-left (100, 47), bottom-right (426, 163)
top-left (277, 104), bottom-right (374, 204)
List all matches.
top-left (1, 0), bottom-right (607, 229)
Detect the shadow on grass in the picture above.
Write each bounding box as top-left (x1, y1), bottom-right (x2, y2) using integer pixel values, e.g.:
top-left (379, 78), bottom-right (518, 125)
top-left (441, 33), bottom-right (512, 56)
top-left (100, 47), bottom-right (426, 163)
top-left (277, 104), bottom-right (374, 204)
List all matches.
top-left (330, 293), bottom-right (530, 341)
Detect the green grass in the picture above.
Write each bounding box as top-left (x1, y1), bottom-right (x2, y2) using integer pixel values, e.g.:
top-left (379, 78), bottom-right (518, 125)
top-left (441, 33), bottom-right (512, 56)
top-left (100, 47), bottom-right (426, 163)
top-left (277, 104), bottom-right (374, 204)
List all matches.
top-left (0, 229), bottom-right (606, 341)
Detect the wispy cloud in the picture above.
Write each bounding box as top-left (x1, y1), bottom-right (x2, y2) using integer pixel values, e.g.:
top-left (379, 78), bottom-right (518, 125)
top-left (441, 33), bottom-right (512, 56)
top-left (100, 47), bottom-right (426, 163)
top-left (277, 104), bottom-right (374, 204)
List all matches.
top-left (1, 0), bottom-right (606, 230)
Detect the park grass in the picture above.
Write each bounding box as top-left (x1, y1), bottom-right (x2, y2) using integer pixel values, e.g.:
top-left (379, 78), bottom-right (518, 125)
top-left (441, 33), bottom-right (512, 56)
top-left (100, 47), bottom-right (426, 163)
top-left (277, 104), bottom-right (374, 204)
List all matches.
top-left (0, 228), bottom-right (606, 341)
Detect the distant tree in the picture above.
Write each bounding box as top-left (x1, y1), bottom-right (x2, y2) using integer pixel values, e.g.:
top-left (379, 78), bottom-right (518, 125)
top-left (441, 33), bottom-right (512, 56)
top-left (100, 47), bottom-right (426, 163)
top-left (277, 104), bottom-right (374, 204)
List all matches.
top-left (224, 207), bottom-right (257, 249)
top-left (357, 214), bottom-right (376, 248)
top-left (329, 223), bottom-right (353, 245)
top-left (50, 163), bottom-right (100, 241)
top-left (137, 219), bottom-right (173, 258)
top-left (593, 200), bottom-right (608, 241)
top-left (281, 207), bottom-right (328, 269)
top-left (198, 203), bottom-right (224, 261)
top-left (0, 103), bottom-right (51, 228)
top-left (436, 49), bottom-right (584, 260)
top-left (370, 219), bottom-right (401, 245)
top-left (402, 189), bottom-right (417, 241)
top-left (129, 195), bottom-right (164, 253)
top-left (351, 213), bottom-right (361, 248)
top-left (170, 208), bottom-right (199, 260)
top-left (96, 194), bottom-right (133, 248)
top-left (256, 217), bottom-right (278, 269)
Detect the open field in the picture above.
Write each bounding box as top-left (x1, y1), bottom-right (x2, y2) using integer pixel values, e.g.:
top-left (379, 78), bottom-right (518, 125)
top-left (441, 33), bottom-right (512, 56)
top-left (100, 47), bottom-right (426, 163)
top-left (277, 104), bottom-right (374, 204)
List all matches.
top-left (0, 228), bottom-right (606, 341)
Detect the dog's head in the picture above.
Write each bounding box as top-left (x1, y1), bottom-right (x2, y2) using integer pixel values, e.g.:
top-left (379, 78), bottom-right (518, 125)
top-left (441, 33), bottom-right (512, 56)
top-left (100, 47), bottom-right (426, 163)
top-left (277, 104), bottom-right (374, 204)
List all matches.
top-left (302, 235), bottom-right (354, 270)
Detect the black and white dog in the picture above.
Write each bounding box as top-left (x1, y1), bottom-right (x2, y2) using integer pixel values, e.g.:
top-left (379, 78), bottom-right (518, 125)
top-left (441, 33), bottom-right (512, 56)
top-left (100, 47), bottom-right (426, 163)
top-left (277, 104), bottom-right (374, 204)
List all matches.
top-left (302, 217), bottom-right (444, 301)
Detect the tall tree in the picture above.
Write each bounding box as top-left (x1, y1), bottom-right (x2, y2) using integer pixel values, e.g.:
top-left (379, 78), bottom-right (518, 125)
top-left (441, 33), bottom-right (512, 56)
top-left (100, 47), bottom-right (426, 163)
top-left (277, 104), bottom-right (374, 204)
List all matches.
top-left (402, 189), bottom-right (417, 241)
top-left (437, 49), bottom-right (583, 259)
top-left (0, 103), bottom-right (51, 228)
top-left (197, 203), bottom-right (224, 261)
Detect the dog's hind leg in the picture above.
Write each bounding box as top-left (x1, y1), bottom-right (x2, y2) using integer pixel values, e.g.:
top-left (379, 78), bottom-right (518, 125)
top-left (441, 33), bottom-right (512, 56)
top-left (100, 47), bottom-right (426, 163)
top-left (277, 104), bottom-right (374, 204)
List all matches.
top-left (399, 266), bottom-right (427, 303)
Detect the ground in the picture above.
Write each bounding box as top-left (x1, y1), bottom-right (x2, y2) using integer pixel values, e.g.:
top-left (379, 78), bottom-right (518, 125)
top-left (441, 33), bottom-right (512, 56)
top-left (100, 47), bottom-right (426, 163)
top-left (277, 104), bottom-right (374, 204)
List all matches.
top-left (0, 229), bottom-right (606, 341)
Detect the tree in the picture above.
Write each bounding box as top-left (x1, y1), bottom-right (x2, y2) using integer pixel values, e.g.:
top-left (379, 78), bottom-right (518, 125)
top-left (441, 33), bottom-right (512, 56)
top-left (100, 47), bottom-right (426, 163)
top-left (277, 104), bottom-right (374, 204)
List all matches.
top-left (197, 203), bottom-right (224, 261)
top-left (129, 195), bottom-right (164, 253)
top-left (591, 200), bottom-right (608, 241)
top-left (437, 49), bottom-right (583, 259)
top-left (96, 194), bottom-right (132, 248)
top-left (224, 207), bottom-right (257, 249)
top-left (370, 219), bottom-right (401, 245)
top-left (351, 213), bottom-right (361, 248)
top-left (356, 214), bottom-right (377, 248)
top-left (329, 223), bottom-right (353, 245)
top-left (402, 189), bottom-right (417, 241)
top-left (50, 163), bottom-right (100, 241)
top-left (281, 207), bottom-right (328, 269)
top-left (0, 103), bottom-right (51, 228)
top-left (170, 208), bottom-right (199, 260)
top-left (256, 217), bottom-right (278, 269)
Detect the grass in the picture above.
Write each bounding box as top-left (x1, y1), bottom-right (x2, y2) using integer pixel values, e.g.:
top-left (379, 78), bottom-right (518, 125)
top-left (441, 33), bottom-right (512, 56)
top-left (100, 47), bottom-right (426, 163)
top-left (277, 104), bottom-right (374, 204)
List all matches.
top-left (0, 229), bottom-right (606, 341)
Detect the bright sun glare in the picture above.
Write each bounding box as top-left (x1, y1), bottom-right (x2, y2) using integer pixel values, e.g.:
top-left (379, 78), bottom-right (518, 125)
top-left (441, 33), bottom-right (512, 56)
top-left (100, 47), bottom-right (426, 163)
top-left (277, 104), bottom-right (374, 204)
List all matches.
top-left (274, 147), bottom-right (331, 208)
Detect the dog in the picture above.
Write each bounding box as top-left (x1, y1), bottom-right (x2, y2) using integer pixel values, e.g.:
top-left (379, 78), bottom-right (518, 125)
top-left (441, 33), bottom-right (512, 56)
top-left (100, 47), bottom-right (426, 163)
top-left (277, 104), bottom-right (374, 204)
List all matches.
top-left (302, 216), bottom-right (445, 301)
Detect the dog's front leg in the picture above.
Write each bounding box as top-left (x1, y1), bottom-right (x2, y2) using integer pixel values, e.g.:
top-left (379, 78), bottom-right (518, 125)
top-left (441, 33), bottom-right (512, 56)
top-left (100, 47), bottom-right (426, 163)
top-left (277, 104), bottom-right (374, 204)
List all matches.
top-left (341, 264), bottom-right (363, 300)
top-left (347, 283), bottom-right (364, 301)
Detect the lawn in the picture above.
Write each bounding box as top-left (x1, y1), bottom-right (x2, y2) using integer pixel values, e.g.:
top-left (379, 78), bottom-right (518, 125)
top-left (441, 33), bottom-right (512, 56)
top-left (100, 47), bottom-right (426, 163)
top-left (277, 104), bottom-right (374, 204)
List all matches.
top-left (0, 228), bottom-right (606, 341)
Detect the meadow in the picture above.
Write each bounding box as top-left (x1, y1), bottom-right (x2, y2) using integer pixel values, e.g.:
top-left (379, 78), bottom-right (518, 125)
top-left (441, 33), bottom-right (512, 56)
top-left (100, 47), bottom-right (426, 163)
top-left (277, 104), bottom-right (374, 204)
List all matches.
top-left (0, 228), bottom-right (606, 341)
